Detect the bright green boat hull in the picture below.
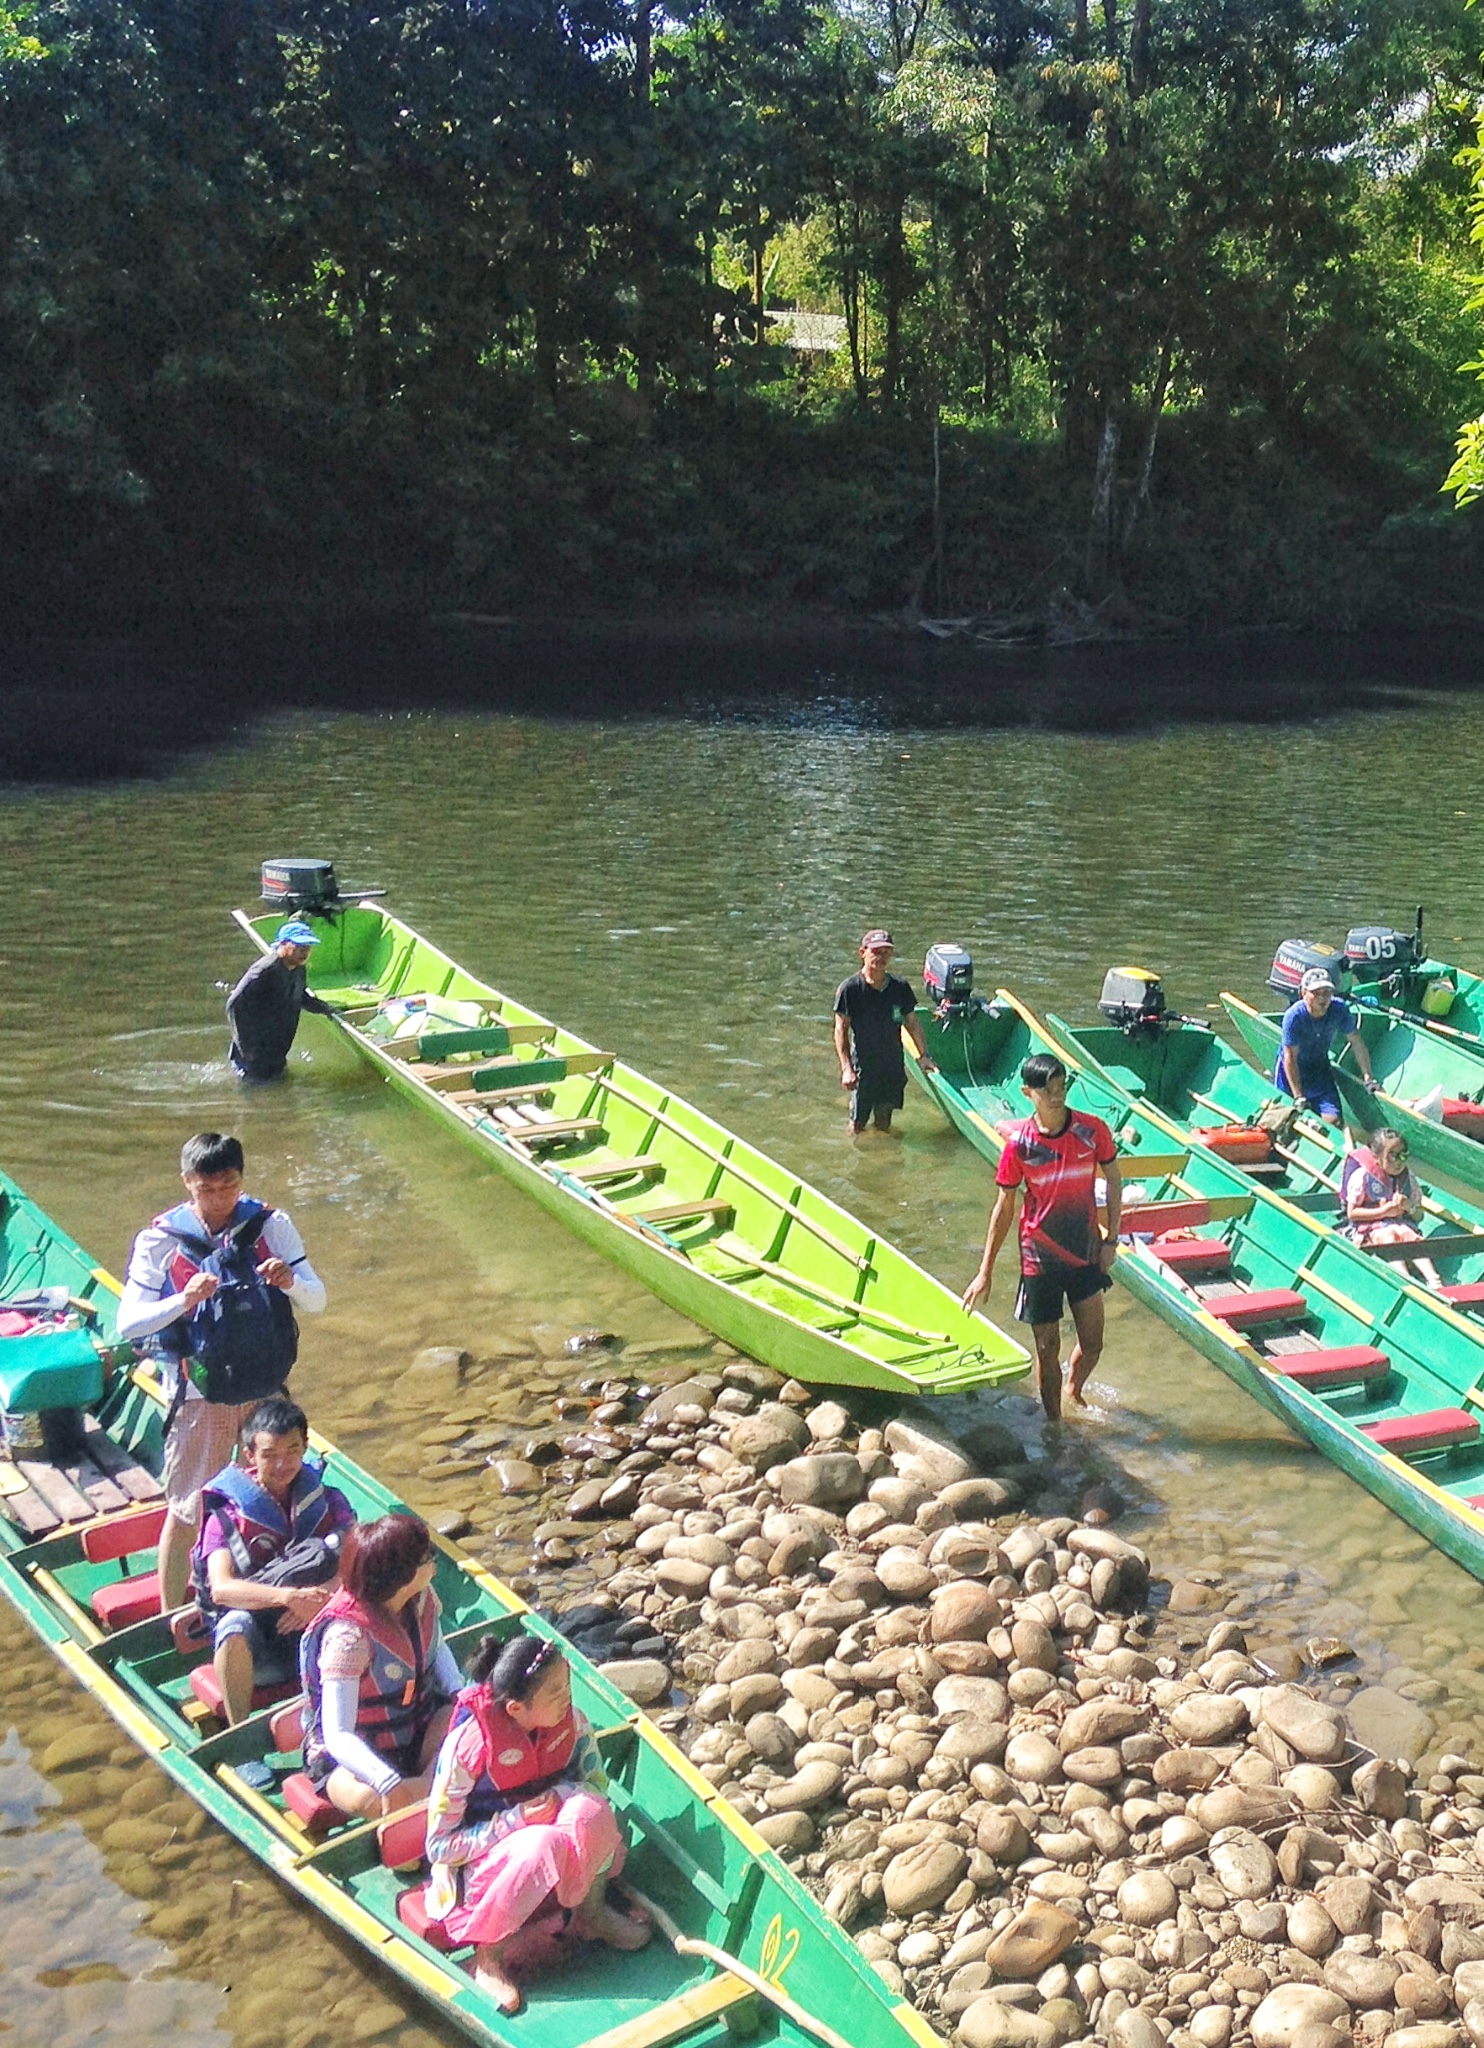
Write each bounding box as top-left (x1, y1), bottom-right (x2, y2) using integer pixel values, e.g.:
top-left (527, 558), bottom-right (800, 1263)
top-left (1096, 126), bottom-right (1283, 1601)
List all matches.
top-left (0, 1163), bottom-right (944, 2048)
top-left (1223, 992), bottom-right (1484, 1192)
top-left (1349, 955), bottom-right (1484, 1047)
top-left (908, 994), bottom-right (1484, 1584)
top-left (235, 906), bottom-right (1025, 1399)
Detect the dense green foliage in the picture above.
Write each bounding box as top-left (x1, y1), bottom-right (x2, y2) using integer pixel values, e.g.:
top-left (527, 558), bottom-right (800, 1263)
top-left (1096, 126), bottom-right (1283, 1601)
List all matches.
top-left (2, 0), bottom-right (1481, 629)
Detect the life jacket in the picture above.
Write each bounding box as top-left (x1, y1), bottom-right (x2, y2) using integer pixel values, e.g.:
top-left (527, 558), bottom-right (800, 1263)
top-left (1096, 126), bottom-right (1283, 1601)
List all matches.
top-left (300, 1586), bottom-right (445, 1776)
top-left (151, 1197), bottom-right (298, 1407)
top-left (446, 1683), bottom-right (578, 1829)
top-left (191, 1457), bottom-right (340, 1617)
top-left (1342, 1146), bottom-right (1416, 1216)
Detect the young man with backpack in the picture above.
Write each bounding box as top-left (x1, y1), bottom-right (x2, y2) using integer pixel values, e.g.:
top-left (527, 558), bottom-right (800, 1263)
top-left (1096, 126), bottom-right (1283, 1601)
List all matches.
top-left (117, 1132), bottom-right (326, 1610)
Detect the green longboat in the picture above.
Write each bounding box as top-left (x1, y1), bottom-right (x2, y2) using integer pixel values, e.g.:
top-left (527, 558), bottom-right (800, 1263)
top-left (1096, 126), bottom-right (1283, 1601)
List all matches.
top-left (1347, 953), bottom-right (1484, 1048)
top-left (0, 1161), bottom-right (945, 2048)
top-left (1042, 1005), bottom-right (1484, 1288)
top-left (1223, 991), bottom-right (1484, 1191)
top-left (233, 902), bottom-right (1026, 1399)
top-left (905, 991), bottom-right (1484, 1584)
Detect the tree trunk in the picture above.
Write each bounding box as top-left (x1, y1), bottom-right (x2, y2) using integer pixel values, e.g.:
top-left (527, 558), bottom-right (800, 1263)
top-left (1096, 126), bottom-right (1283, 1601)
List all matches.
top-left (1130, 0), bottom-right (1151, 94)
top-left (1085, 408), bottom-right (1121, 593)
top-left (1121, 340), bottom-right (1173, 548)
top-left (753, 241), bottom-right (765, 346)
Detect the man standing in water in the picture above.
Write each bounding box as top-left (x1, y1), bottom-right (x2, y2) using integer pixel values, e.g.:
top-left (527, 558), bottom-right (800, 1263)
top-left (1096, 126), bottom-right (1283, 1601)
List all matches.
top-left (834, 930), bottom-right (935, 1134)
top-left (962, 1053), bottom-right (1120, 1419)
top-left (226, 920), bottom-right (337, 1081)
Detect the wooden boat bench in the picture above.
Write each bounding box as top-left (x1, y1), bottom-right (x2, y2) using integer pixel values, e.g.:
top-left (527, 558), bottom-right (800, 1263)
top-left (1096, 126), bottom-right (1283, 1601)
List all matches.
top-left (1440, 1282), bottom-right (1484, 1309)
top-left (1271, 1343), bottom-right (1392, 1392)
top-left (634, 1197), bottom-right (735, 1229)
top-left (1148, 1236), bottom-right (1232, 1278)
top-left (498, 1117), bottom-right (608, 1149)
top-left (566, 1156), bottom-right (665, 1186)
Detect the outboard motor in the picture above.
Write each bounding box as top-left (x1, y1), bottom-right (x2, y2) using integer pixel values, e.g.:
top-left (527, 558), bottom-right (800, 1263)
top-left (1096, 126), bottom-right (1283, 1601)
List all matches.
top-left (259, 857), bottom-right (386, 913)
top-left (1344, 922), bottom-right (1420, 979)
top-left (924, 944), bottom-right (974, 1011)
top-left (1098, 967), bottom-right (1168, 1033)
top-left (1267, 938), bottom-right (1346, 999)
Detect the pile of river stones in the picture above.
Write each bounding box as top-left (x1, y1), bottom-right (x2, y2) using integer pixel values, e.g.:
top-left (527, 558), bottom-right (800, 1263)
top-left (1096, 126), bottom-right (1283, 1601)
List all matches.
top-left (508, 1357), bottom-right (1484, 2048)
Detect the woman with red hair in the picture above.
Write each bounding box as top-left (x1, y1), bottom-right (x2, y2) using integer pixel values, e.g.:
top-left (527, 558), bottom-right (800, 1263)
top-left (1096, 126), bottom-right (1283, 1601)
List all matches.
top-left (299, 1513), bottom-right (460, 1817)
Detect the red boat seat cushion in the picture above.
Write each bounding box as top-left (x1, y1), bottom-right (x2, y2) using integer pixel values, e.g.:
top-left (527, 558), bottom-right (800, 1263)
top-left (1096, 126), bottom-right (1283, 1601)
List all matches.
top-left (396, 1884), bottom-right (454, 1951)
top-left (1442, 1100), bottom-right (1484, 1139)
top-left (1151, 1236), bottom-right (1232, 1276)
top-left (1360, 1408), bottom-right (1479, 1456)
top-left (91, 1570), bottom-right (162, 1630)
top-left (1277, 1345), bottom-right (1391, 1390)
top-left (189, 1664), bottom-right (297, 1718)
top-left (1121, 1199), bottom-right (1212, 1235)
top-left (282, 1772), bottom-right (341, 1832)
top-left (379, 1805), bottom-right (429, 1870)
top-left (80, 1503), bottom-right (168, 1565)
top-left (1439, 1283), bottom-right (1484, 1309)
top-left (1195, 1125), bottom-right (1273, 1164)
top-left (1203, 1287), bottom-right (1308, 1330)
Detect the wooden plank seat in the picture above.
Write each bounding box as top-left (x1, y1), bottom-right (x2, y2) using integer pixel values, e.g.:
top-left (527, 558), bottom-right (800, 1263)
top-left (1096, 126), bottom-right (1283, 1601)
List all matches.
top-left (576, 1975), bottom-right (757, 2048)
top-left (1438, 1282), bottom-right (1484, 1308)
top-left (1360, 1408), bottom-right (1480, 1457)
top-left (1121, 1199), bottom-right (1213, 1234)
top-left (634, 1197), bottom-right (735, 1228)
top-left (1149, 1236), bottom-right (1232, 1276)
top-left (565, 1156), bottom-right (664, 1185)
top-left (1202, 1287), bottom-right (1308, 1331)
top-left (498, 1118), bottom-right (607, 1148)
top-left (445, 1081), bottom-right (557, 1109)
top-left (1276, 1345), bottom-right (1392, 1390)
top-left (1365, 1233), bottom-right (1484, 1263)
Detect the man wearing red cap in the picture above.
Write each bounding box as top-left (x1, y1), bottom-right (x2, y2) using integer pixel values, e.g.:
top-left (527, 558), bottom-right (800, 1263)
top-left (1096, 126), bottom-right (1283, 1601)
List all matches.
top-left (833, 930), bottom-right (935, 1134)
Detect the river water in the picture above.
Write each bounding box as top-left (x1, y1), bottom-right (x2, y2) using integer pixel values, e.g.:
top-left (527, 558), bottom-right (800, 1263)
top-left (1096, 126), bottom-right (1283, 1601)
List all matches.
top-left (3, 658), bottom-right (1484, 2046)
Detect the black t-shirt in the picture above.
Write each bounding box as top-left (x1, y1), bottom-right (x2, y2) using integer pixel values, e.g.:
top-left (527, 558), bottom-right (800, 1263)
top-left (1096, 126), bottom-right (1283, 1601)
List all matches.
top-left (834, 973), bottom-right (918, 1080)
top-left (226, 953), bottom-right (330, 1078)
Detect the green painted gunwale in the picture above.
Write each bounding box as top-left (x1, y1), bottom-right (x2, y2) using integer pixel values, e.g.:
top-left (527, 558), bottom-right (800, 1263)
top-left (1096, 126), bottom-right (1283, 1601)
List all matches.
top-left (1223, 992), bottom-right (1484, 1192)
top-left (235, 904), bottom-right (1026, 1399)
top-left (905, 994), bottom-right (1484, 1585)
top-left (1046, 1011), bottom-right (1484, 1282)
top-left (0, 1162), bottom-right (945, 2048)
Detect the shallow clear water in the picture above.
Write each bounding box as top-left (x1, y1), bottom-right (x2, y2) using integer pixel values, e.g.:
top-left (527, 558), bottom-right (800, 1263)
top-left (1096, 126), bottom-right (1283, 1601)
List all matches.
top-left (3, 682), bottom-right (1484, 2041)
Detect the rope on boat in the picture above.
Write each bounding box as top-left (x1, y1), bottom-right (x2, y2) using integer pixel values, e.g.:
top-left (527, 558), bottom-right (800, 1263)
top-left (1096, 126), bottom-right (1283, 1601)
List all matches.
top-left (621, 1884), bottom-right (860, 2048)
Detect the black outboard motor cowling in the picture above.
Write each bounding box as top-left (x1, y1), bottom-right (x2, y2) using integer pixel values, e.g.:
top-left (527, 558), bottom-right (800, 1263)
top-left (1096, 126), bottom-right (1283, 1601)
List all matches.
top-left (1344, 926), bottom-right (1419, 977)
top-left (259, 857), bottom-right (387, 912)
top-left (924, 944), bottom-right (974, 1008)
top-left (1098, 968), bottom-right (1167, 1031)
top-left (1268, 938), bottom-right (1346, 999)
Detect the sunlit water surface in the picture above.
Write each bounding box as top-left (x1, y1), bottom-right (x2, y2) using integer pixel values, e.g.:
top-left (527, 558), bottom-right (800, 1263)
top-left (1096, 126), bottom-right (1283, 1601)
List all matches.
top-left (3, 683), bottom-right (1484, 2042)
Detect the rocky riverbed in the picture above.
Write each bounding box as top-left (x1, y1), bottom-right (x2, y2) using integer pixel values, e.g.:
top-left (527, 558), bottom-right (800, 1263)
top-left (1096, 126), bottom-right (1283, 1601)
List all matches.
top-left (412, 1346), bottom-right (1484, 2048)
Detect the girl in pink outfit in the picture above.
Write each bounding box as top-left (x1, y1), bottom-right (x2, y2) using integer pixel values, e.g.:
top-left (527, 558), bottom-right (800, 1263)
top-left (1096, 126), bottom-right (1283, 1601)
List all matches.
top-left (425, 1631), bottom-right (650, 2013)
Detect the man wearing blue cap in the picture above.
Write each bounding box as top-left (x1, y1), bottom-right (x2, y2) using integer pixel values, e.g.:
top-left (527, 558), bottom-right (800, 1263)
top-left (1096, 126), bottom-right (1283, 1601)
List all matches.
top-left (226, 922), bottom-right (336, 1081)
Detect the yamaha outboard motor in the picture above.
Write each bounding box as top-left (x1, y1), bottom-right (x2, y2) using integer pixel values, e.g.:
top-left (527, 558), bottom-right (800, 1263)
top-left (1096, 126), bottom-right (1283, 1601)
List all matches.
top-left (1267, 937), bottom-right (1346, 999)
top-left (259, 858), bottom-right (386, 913)
top-left (924, 944), bottom-right (974, 1012)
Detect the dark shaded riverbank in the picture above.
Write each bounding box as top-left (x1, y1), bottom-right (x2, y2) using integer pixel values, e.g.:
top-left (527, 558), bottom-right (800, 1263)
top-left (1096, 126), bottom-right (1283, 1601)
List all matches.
top-left (3, 617), bottom-right (1479, 783)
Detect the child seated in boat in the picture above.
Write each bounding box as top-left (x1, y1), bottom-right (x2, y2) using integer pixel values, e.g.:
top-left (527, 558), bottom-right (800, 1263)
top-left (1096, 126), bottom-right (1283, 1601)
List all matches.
top-left (424, 1629), bottom-right (650, 2013)
top-left (1342, 1129), bottom-right (1442, 1289)
top-left (193, 1396), bottom-right (354, 1724)
top-left (299, 1513), bottom-right (461, 1818)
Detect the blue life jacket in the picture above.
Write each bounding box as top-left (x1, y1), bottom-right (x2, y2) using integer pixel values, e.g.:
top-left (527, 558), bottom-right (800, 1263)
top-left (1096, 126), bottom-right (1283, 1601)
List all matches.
top-left (190, 1456), bottom-right (341, 1618)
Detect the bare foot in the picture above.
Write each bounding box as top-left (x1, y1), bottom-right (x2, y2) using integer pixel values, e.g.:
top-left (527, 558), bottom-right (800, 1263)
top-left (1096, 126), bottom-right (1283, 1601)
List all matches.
top-left (572, 1900), bottom-right (652, 1951)
top-left (471, 1948), bottom-right (523, 2014)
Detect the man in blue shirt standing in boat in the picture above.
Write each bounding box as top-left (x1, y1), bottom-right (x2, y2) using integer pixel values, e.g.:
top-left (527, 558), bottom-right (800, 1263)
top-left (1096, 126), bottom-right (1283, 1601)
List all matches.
top-left (1274, 967), bottom-right (1379, 1124)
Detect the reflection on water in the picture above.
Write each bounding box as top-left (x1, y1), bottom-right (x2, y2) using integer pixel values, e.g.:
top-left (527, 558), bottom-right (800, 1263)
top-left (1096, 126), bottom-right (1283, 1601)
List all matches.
top-left (2, 684), bottom-right (1484, 2037)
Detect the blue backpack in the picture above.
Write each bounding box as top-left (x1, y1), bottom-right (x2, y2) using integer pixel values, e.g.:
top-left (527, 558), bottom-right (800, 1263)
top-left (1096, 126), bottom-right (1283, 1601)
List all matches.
top-left (156, 1199), bottom-right (298, 1408)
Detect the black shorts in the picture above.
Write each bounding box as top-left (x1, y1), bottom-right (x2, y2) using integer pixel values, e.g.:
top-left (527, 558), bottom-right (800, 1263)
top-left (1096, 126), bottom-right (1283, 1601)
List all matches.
top-left (850, 1071), bottom-right (906, 1125)
top-left (1015, 1263), bottom-right (1111, 1327)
